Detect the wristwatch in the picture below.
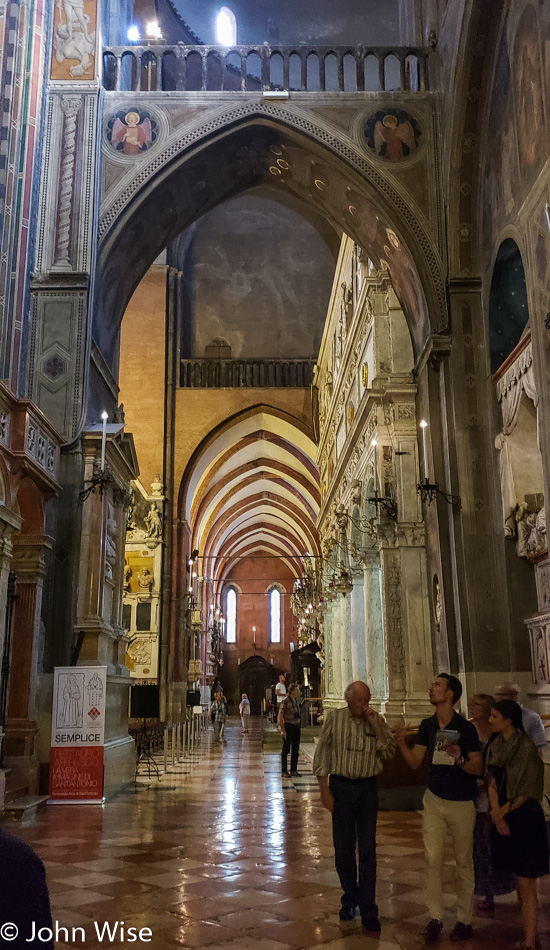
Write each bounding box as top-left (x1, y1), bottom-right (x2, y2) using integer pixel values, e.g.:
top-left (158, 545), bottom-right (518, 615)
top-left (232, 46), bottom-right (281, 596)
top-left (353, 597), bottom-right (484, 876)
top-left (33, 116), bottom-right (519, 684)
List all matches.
top-left (456, 755), bottom-right (465, 767)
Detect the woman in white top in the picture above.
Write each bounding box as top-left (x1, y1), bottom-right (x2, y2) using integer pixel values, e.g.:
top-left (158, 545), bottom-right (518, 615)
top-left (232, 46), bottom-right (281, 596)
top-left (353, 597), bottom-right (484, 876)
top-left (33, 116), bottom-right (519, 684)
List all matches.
top-left (239, 694), bottom-right (251, 734)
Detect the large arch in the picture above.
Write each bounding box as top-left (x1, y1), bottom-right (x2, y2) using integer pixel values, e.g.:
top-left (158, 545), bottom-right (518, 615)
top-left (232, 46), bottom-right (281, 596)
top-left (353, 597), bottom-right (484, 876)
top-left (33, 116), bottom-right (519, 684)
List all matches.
top-left (95, 106), bottom-right (447, 362)
top-left (179, 405), bottom-right (321, 596)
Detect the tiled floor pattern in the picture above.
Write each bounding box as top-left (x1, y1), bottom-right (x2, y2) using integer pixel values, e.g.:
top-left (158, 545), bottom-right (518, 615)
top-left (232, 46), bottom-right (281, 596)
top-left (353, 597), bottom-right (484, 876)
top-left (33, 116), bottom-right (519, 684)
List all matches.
top-left (6, 718), bottom-right (550, 949)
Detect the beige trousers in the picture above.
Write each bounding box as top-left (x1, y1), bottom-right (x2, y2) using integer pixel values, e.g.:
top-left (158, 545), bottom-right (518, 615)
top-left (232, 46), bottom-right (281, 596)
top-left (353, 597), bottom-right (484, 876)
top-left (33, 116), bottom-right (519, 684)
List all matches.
top-left (422, 788), bottom-right (476, 924)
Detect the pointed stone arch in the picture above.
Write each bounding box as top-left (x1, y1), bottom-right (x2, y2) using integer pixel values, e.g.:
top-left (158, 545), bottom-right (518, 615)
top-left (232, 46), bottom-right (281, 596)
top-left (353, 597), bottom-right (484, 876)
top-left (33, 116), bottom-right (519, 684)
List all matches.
top-left (95, 104), bottom-right (447, 362)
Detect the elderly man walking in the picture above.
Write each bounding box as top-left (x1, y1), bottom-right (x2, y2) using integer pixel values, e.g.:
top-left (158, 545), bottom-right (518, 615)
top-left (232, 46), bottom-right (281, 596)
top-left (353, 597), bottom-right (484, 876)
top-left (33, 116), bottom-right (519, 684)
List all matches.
top-left (313, 681), bottom-right (396, 933)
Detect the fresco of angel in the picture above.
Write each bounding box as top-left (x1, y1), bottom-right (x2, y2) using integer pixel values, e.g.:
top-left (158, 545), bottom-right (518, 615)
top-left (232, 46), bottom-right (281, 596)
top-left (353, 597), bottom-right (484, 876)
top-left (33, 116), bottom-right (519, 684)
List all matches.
top-left (109, 110), bottom-right (154, 155)
top-left (374, 114), bottom-right (417, 159)
top-left (364, 110), bottom-right (420, 161)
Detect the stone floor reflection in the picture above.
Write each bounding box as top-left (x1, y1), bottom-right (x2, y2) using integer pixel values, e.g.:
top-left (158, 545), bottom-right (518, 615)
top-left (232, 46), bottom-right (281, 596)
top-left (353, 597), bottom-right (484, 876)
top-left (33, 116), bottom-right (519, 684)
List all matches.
top-left (8, 718), bottom-right (550, 949)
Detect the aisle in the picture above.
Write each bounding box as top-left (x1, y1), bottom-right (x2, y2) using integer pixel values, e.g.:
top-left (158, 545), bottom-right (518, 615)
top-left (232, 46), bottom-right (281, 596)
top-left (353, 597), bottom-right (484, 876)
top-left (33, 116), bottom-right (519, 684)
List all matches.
top-left (7, 718), bottom-right (550, 949)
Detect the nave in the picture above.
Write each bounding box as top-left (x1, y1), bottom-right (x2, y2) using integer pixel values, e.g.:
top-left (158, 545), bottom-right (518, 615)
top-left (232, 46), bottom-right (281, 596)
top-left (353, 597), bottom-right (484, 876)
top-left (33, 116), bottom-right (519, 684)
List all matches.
top-left (10, 720), bottom-right (550, 950)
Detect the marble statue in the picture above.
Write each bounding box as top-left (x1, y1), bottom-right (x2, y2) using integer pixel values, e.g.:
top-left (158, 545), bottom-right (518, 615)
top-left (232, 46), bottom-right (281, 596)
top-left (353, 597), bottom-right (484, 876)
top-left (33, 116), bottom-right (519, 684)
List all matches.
top-left (145, 502), bottom-right (162, 540)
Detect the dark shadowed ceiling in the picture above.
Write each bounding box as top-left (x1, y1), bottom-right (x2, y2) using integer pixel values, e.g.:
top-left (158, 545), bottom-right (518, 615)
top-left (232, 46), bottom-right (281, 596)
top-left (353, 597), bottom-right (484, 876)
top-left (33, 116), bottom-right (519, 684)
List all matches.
top-left (154, 0), bottom-right (399, 47)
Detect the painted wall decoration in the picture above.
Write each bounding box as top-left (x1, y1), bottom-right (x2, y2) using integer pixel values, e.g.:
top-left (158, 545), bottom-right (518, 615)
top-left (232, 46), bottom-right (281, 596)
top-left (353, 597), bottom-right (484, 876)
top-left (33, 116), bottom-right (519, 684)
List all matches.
top-left (107, 110), bottom-right (157, 155)
top-left (364, 110), bottom-right (421, 161)
top-left (51, 0), bottom-right (97, 80)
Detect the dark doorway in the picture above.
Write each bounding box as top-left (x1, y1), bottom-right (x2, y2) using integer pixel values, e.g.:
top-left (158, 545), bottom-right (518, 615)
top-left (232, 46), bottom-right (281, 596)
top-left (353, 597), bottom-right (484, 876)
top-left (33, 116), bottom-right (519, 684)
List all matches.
top-left (239, 656), bottom-right (280, 715)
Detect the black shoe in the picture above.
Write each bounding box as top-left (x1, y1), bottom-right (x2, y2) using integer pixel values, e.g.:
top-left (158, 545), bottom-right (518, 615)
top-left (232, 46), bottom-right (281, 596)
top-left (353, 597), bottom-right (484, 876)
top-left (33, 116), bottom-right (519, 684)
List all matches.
top-left (450, 923), bottom-right (473, 943)
top-left (281, 770), bottom-right (290, 777)
top-left (424, 919), bottom-right (443, 944)
top-left (290, 770), bottom-right (300, 776)
top-left (361, 916), bottom-right (381, 933)
top-left (339, 907), bottom-right (356, 921)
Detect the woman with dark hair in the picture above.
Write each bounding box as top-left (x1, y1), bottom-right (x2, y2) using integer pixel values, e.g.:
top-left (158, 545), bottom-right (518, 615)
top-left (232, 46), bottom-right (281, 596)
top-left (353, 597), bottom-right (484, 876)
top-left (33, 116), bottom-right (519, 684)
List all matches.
top-left (486, 699), bottom-right (548, 950)
top-left (469, 693), bottom-right (515, 909)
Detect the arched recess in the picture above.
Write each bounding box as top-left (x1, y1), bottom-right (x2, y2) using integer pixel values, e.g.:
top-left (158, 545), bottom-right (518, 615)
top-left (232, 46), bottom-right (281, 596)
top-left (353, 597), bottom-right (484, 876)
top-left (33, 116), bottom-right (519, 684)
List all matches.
top-left (178, 404), bottom-right (321, 598)
top-left (95, 108), bottom-right (447, 366)
top-left (489, 238), bottom-right (530, 374)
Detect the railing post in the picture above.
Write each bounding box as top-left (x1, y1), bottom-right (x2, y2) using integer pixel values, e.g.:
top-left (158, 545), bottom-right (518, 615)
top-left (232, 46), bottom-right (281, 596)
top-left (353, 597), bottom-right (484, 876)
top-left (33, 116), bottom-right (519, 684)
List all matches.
top-left (163, 725), bottom-right (168, 772)
top-left (319, 53), bottom-right (326, 92)
top-left (337, 52), bottom-right (344, 91)
top-left (261, 44), bottom-right (270, 90)
top-left (399, 53), bottom-right (406, 91)
top-left (356, 51), bottom-right (364, 91)
top-left (282, 51), bottom-right (290, 90)
top-left (378, 53), bottom-right (385, 91)
top-left (201, 51), bottom-right (207, 91)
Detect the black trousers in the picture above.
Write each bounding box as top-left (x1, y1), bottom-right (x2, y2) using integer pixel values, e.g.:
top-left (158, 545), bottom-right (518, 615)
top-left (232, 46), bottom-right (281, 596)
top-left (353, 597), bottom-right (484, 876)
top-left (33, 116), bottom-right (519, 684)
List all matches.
top-left (330, 774), bottom-right (378, 918)
top-left (281, 723), bottom-right (301, 772)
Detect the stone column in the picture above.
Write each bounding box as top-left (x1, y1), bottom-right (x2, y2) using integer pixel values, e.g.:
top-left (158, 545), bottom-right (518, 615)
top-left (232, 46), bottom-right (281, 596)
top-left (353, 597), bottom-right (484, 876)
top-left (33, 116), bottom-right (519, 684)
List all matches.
top-left (323, 604), bottom-right (335, 702)
top-left (4, 535), bottom-right (52, 795)
top-left (329, 596), bottom-right (343, 705)
top-left (363, 550), bottom-right (387, 705)
top-left (339, 592), bottom-right (353, 692)
top-left (350, 572), bottom-right (367, 682)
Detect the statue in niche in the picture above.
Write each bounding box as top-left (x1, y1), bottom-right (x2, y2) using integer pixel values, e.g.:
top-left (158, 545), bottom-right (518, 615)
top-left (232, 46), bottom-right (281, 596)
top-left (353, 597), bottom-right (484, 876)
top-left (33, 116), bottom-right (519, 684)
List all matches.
top-left (105, 502), bottom-right (117, 580)
top-left (113, 403), bottom-right (125, 424)
top-left (528, 507), bottom-right (547, 557)
top-left (351, 479), bottom-right (362, 506)
top-left (433, 577), bottom-right (442, 631)
top-left (341, 281), bottom-right (353, 326)
top-left (124, 563), bottom-right (132, 592)
top-left (145, 502), bottom-right (162, 540)
top-left (126, 489), bottom-right (136, 532)
top-left (516, 503), bottom-right (547, 559)
top-left (535, 630), bottom-right (548, 684)
top-left (137, 568), bottom-right (154, 594)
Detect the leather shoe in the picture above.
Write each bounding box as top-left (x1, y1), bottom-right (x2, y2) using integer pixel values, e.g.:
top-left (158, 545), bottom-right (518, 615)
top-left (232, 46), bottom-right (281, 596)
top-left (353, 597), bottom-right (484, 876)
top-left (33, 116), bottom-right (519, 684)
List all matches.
top-left (450, 922), bottom-right (473, 942)
top-left (339, 907), bottom-right (356, 921)
top-left (424, 919), bottom-right (443, 943)
top-left (361, 916), bottom-right (381, 932)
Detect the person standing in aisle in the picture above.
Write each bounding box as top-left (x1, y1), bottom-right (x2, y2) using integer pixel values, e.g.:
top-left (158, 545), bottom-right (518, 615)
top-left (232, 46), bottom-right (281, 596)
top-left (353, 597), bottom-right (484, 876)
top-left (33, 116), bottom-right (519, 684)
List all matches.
top-left (395, 673), bottom-right (482, 944)
top-left (278, 684), bottom-right (302, 777)
top-left (239, 693), bottom-right (251, 735)
top-left (313, 681), bottom-right (395, 934)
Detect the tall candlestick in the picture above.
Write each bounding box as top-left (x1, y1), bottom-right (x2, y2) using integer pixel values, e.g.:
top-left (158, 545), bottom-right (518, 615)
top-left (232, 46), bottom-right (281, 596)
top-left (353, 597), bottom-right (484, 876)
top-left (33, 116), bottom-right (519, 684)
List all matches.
top-left (252, 626), bottom-right (256, 644)
top-left (100, 411), bottom-right (108, 471)
top-left (420, 420), bottom-right (429, 480)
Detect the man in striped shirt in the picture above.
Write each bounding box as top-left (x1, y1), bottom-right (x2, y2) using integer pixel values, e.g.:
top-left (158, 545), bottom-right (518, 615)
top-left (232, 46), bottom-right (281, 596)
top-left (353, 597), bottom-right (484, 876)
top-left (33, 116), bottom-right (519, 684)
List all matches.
top-left (313, 681), bottom-right (396, 933)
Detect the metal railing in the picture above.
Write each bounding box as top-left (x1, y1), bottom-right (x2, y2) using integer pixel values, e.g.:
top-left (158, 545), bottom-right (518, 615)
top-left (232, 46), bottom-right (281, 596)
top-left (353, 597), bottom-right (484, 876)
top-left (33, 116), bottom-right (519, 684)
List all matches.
top-left (180, 358), bottom-right (315, 388)
top-left (102, 44), bottom-right (430, 93)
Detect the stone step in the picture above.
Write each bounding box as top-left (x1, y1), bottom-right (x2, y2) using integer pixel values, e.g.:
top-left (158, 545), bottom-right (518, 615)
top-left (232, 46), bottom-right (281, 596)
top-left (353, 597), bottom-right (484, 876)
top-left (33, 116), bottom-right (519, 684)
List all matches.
top-left (3, 795), bottom-right (49, 821)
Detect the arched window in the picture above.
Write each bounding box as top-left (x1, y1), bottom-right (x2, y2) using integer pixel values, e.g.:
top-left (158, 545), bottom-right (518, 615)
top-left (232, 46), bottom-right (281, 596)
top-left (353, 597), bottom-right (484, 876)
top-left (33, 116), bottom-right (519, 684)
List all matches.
top-left (269, 588), bottom-right (281, 643)
top-left (489, 239), bottom-right (529, 373)
top-left (216, 7), bottom-right (237, 46)
top-left (226, 588), bottom-right (237, 643)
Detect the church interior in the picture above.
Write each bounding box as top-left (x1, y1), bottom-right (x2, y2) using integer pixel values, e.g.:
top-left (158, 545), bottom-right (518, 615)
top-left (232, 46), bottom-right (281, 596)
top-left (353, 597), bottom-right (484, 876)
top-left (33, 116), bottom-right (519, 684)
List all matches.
top-left (2, 0), bottom-right (550, 945)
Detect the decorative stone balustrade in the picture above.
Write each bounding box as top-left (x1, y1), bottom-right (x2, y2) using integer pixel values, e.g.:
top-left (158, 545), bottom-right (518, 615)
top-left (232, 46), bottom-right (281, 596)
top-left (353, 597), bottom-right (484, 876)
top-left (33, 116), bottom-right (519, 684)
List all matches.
top-left (0, 382), bottom-right (60, 490)
top-left (180, 358), bottom-right (315, 388)
top-left (103, 44), bottom-right (430, 94)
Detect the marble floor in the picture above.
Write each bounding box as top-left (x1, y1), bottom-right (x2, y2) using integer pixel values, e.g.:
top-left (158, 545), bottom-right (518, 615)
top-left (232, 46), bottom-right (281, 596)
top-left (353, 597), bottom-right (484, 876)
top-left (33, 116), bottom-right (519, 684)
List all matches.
top-left (6, 718), bottom-right (550, 949)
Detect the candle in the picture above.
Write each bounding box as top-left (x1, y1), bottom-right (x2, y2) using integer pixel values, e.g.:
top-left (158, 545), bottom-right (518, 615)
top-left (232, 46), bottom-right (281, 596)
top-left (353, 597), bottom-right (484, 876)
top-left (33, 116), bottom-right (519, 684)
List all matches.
top-left (100, 411), bottom-right (108, 471)
top-left (420, 420), bottom-right (429, 481)
top-left (252, 626), bottom-right (256, 644)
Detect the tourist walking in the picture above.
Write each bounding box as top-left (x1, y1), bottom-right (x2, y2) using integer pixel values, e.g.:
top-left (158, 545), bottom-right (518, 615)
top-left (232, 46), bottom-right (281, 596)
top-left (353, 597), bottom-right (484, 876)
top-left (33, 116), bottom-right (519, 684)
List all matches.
top-left (278, 684), bottom-right (302, 777)
top-left (486, 699), bottom-right (549, 950)
top-left (395, 673), bottom-right (482, 943)
top-left (210, 691), bottom-right (226, 743)
top-left (468, 693), bottom-right (515, 909)
top-left (313, 681), bottom-right (395, 933)
top-left (239, 693), bottom-right (251, 734)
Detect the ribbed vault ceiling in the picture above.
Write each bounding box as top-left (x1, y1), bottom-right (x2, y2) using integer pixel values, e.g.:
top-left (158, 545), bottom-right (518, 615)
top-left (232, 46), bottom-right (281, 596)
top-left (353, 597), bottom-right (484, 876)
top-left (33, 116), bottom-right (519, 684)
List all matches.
top-left (183, 410), bottom-right (320, 593)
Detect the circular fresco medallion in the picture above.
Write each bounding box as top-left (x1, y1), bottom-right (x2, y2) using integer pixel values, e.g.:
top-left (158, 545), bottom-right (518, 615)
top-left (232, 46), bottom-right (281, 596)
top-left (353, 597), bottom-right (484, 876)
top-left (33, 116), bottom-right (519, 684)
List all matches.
top-left (107, 108), bottom-right (158, 155)
top-left (364, 109), bottom-right (421, 161)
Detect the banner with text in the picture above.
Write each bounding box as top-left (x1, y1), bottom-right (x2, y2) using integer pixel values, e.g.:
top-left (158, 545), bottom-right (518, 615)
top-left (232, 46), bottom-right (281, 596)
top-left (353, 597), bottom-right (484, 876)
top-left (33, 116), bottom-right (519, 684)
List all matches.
top-left (49, 666), bottom-right (107, 803)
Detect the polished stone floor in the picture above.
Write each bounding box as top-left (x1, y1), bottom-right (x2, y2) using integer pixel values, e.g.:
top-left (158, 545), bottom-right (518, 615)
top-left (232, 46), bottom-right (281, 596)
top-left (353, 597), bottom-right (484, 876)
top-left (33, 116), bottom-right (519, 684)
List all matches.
top-left (6, 718), bottom-right (550, 949)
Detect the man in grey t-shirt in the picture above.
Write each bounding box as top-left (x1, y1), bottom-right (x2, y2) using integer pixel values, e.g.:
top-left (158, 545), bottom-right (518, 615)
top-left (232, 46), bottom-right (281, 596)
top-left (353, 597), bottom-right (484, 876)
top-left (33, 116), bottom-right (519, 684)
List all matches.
top-left (494, 683), bottom-right (547, 754)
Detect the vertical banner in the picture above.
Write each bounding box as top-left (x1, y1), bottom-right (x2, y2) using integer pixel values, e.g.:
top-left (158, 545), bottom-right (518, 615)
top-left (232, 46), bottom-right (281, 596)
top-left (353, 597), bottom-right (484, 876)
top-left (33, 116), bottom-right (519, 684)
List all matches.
top-left (49, 666), bottom-right (107, 803)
